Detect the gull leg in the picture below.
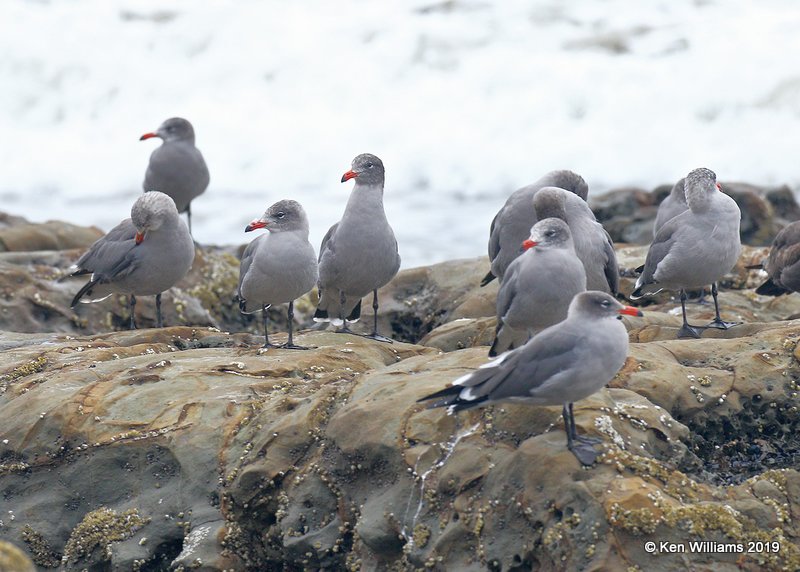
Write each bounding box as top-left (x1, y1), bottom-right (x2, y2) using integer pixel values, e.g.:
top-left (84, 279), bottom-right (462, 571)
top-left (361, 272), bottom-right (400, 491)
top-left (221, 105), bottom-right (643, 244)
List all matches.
top-left (261, 305), bottom-right (278, 348)
top-left (155, 293), bottom-right (163, 328)
top-left (363, 289), bottom-right (393, 343)
top-left (129, 295), bottom-right (137, 330)
top-left (677, 289), bottom-right (704, 338)
top-left (705, 282), bottom-right (741, 330)
top-left (565, 403), bottom-right (600, 466)
top-left (335, 291), bottom-right (355, 334)
top-left (281, 301), bottom-right (312, 350)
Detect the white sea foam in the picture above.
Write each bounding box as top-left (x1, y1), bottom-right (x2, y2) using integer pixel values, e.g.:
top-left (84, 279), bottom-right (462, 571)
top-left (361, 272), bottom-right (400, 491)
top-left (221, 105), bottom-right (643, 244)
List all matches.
top-left (1, 1), bottom-right (799, 267)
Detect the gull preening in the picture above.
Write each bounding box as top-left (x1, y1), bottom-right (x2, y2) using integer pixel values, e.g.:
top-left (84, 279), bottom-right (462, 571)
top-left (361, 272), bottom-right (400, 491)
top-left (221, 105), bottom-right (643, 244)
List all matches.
top-left (68, 191), bottom-right (195, 329)
top-left (631, 168), bottom-right (742, 338)
top-left (482, 170), bottom-right (588, 286)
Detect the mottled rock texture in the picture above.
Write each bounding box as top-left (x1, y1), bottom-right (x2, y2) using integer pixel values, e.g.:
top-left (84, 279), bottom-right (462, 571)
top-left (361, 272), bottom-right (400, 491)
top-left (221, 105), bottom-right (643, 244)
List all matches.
top-left (1, 210), bottom-right (800, 570)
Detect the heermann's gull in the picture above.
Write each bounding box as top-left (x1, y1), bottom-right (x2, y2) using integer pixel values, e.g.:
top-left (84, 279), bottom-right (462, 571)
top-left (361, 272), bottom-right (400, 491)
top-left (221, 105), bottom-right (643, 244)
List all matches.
top-left (419, 291), bottom-right (642, 465)
top-left (533, 187), bottom-right (619, 294)
top-left (140, 117), bottom-right (210, 234)
top-left (754, 221), bottom-right (800, 296)
top-left (314, 153), bottom-right (401, 342)
top-left (68, 191), bottom-right (195, 329)
top-left (482, 170), bottom-right (588, 286)
top-left (489, 218), bottom-right (586, 357)
top-left (653, 178), bottom-right (687, 236)
top-left (238, 200), bottom-right (318, 349)
top-left (631, 168), bottom-right (742, 338)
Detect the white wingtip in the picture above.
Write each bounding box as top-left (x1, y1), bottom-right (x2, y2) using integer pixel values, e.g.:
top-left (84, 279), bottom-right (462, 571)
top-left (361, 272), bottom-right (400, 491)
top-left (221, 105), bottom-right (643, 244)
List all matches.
top-left (461, 387), bottom-right (480, 401)
top-left (479, 352), bottom-right (510, 369)
top-left (79, 293), bottom-right (113, 304)
top-left (452, 372), bottom-right (474, 387)
top-left (312, 316), bottom-right (331, 323)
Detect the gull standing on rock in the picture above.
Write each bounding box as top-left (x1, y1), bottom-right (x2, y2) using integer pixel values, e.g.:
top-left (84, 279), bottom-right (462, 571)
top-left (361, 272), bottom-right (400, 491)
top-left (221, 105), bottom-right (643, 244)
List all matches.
top-left (140, 117), bottom-right (210, 234)
top-left (533, 187), bottom-right (619, 294)
top-left (631, 168), bottom-right (742, 338)
top-left (482, 170), bottom-right (588, 286)
top-left (754, 221), bottom-right (800, 297)
top-left (68, 191), bottom-right (195, 329)
top-left (490, 218), bottom-right (586, 357)
top-left (314, 153), bottom-right (401, 342)
top-left (238, 200), bottom-right (318, 349)
top-left (419, 291), bottom-right (642, 466)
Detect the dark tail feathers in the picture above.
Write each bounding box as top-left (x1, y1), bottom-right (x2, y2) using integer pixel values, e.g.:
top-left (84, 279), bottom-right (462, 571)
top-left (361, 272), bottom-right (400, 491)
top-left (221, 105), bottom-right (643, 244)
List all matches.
top-left (480, 271), bottom-right (496, 287)
top-left (348, 300), bottom-right (361, 321)
top-left (417, 384), bottom-right (488, 412)
top-left (755, 278), bottom-right (789, 297)
top-left (71, 279), bottom-right (98, 308)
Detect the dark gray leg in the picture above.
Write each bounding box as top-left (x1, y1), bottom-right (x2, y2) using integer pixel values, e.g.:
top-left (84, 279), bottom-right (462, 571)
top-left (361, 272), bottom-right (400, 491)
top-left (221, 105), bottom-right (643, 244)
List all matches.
top-left (677, 289), bottom-right (704, 339)
top-left (129, 295), bottom-right (137, 330)
top-left (705, 282), bottom-right (742, 330)
top-left (336, 291), bottom-right (354, 334)
top-left (564, 403), bottom-right (601, 466)
top-left (281, 301), bottom-right (311, 350)
top-left (155, 293), bottom-right (163, 328)
top-left (363, 289), bottom-right (393, 343)
top-left (186, 203), bottom-right (192, 235)
top-left (261, 305), bottom-right (278, 348)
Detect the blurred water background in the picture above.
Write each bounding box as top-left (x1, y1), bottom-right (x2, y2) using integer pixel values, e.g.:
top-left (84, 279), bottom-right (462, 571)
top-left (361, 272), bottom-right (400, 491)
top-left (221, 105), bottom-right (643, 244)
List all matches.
top-left (2, 0), bottom-right (800, 266)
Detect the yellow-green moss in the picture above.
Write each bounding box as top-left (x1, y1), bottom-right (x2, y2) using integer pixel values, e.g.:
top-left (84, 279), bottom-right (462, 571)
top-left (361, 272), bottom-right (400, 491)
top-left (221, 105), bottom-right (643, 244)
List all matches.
top-left (607, 504), bottom-right (659, 535)
top-left (187, 251), bottom-right (240, 316)
top-left (62, 507), bottom-right (150, 565)
top-left (0, 356), bottom-right (47, 385)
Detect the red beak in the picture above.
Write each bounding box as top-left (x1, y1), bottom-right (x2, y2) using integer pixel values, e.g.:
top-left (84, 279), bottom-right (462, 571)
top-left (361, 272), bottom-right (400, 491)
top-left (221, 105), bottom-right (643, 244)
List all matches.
top-left (245, 220), bottom-right (266, 232)
top-left (619, 306), bottom-right (643, 317)
top-left (716, 182), bottom-right (722, 190)
top-left (139, 132), bottom-right (158, 141)
top-left (341, 170), bottom-right (358, 183)
top-left (135, 231), bottom-right (145, 245)
top-left (521, 239), bottom-right (537, 251)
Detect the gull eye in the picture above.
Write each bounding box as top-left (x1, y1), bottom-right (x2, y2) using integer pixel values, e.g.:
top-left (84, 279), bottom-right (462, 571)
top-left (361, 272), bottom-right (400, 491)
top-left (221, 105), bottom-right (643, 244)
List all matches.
top-left (276, 212), bottom-right (286, 219)
top-left (601, 300), bottom-right (611, 307)
top-left (365, 162), bottom-right (374, 169)
top-left (545, 231), bottom-right (554, 237)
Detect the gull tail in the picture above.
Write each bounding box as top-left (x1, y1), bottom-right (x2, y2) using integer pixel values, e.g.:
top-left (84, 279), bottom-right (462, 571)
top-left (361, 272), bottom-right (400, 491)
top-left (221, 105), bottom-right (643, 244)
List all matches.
top-left (480, 271), bottom-right (496, 287)
top-left (755, 278), bottom-right (789, 297)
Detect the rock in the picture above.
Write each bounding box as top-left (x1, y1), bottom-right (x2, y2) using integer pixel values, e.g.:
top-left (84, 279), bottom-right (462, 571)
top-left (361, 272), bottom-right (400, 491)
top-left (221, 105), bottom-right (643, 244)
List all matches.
top-left (0, 220), bottom-right (103, 252)
top-left (590, 186), bottom-right (658, 244)
top-left (352, 256), bottom-right (500, 343)
top-left (2, 203), bottom-right (800, 570)
top-left (4, 323), bottom-right (800, 570)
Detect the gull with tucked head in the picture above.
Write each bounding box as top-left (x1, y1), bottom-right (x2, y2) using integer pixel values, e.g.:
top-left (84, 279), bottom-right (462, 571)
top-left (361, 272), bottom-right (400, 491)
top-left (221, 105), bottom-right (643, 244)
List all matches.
top-left (67, 191), bottom-right (195, 329)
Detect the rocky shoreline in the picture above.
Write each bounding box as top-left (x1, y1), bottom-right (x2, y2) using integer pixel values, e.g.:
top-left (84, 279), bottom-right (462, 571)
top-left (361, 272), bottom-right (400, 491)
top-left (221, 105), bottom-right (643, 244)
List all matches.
top-left (2, 182), bottom-right (800, 570)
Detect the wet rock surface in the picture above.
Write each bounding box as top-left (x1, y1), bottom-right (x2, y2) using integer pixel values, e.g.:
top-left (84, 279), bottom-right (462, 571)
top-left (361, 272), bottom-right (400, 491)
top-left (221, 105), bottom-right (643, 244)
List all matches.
top-left (1, 210), bottom-right (800, 570)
